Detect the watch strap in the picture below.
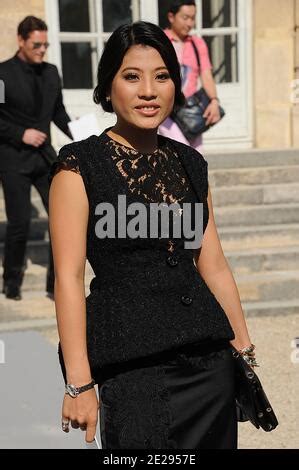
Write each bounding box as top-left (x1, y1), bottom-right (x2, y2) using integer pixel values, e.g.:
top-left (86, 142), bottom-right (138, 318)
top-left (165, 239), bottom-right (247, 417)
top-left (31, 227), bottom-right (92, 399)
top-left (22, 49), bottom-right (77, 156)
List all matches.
top-left (77, 379), bottom-right (96, 394)
top-left (65, 379), bottom-right (95, 397)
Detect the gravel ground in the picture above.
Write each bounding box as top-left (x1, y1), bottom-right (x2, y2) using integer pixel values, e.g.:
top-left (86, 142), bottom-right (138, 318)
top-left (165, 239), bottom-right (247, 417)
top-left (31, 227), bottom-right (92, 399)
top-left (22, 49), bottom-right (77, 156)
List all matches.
top-left (41, 312), bottom-right (299, 449)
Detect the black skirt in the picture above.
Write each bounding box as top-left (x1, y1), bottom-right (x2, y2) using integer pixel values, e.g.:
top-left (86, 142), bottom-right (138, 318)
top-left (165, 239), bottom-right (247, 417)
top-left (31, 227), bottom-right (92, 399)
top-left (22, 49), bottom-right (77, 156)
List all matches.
top-left (98, 339), bottom-right (237, 449)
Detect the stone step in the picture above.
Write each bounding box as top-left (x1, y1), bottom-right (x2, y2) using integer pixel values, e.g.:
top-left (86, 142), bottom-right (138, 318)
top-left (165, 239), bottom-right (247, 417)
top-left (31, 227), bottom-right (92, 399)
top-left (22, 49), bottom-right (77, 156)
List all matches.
top-left (212, 182), bottom-right (299, 206)
top-left (205, 148), bottom-right (299, 169)
top-left (241, 299), bottom-right (299, 317)
top-left (214, 203), bottom-right (299, 227)
top-left (225, 245), bottom-right (299, 274)
top-left (218, 223), bottom-right (299, 250)
top-left (208, 165), bottom-right (299, 187)
top-left (235, 270), bottom-right (299, 302)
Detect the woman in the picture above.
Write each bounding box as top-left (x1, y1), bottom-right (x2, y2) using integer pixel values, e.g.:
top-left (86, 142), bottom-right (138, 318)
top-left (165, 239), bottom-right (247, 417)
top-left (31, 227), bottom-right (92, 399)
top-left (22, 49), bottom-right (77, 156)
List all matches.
top-left (159, 0), bottom-right (221, 151)
top-left (49, 21), bottom-right (257, 449)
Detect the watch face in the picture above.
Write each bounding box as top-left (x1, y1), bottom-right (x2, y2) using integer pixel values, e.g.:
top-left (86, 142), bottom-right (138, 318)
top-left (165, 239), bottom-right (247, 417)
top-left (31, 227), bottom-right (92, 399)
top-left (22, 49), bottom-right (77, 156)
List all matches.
top-left (66, 384), bottom-right (78, 398)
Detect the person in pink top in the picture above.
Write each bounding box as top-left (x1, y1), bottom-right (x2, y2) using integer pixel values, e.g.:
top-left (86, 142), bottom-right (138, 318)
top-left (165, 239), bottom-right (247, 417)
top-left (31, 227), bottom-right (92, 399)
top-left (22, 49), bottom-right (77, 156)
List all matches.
top-left (159, 0), bottom-right (221, 151)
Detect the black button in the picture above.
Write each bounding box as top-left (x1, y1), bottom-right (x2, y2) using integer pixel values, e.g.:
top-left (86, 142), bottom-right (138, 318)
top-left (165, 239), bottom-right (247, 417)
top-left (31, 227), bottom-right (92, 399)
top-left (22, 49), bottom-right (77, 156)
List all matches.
top-left (166, 255), bottom-right (178, 267)
top-left (181, 295), bottom-right (193, 305)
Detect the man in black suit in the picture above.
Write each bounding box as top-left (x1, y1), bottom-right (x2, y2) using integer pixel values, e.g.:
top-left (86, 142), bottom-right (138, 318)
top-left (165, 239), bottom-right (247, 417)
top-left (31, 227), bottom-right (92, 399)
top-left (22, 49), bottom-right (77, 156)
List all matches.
top-left (0, 16), bottom-right (73, 300)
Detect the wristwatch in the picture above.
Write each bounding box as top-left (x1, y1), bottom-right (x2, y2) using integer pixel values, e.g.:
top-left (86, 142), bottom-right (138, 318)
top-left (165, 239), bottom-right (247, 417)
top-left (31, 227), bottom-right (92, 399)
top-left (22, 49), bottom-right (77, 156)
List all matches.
top-left (65, 379), bottom-right (95, 398)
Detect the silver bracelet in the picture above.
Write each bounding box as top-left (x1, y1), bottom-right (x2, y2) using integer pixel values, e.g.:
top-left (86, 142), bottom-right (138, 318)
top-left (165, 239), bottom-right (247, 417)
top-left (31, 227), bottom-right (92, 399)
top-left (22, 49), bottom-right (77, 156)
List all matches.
top-left (239, 344), bottom-right (259, 367)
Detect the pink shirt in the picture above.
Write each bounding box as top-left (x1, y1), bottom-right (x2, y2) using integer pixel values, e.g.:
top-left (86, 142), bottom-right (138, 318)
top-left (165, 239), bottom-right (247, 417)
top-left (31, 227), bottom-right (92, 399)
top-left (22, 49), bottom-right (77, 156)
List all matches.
top-left (164, 29), bottom-right (212, 98)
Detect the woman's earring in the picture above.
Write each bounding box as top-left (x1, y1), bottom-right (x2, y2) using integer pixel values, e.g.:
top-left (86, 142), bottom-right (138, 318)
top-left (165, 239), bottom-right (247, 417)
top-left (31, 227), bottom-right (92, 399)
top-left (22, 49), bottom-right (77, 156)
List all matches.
top-left (106, 96), bottom-right (111, 102)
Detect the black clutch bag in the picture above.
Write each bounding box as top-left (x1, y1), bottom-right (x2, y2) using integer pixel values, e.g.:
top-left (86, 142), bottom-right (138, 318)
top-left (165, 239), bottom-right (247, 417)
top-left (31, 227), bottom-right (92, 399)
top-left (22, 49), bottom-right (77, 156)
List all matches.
top-left (171, 39), bottom-right (225, 142)
top-left (232, 347), bottom-right (278, 432)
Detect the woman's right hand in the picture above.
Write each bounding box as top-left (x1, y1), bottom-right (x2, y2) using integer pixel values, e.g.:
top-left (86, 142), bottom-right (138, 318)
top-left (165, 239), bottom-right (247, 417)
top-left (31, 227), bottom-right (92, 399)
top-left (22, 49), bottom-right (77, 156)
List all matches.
top-left (61, 388), bottom-right (100, 443)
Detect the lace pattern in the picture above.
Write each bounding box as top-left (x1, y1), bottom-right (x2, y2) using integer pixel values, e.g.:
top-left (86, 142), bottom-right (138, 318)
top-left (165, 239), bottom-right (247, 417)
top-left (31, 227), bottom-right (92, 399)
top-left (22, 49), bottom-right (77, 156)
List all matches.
top-left (106, 139), bottom-right (193, 205)
top-left (50, 154), bottom-right (81, 179)
top-left (100, 364), bottom-right (177, 449)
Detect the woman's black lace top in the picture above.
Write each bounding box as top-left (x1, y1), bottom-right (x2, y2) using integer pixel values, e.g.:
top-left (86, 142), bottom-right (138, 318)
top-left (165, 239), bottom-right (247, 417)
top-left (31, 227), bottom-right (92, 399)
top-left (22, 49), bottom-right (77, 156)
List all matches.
top-left (49, 129), bottom-right (235, 381)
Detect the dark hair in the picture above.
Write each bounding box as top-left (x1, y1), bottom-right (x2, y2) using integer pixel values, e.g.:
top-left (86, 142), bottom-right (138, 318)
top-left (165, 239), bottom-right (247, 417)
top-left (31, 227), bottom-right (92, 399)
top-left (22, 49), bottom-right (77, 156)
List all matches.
top-left (168, 0), bottom-right (196, 15)
top-left (17, 15), bottom-right (48, 40)
top-left (93, 21), bottom-right (185, 113)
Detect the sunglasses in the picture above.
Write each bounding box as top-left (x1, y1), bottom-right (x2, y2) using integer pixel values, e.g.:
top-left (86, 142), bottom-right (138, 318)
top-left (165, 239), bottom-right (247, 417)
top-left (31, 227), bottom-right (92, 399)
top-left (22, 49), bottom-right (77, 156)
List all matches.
top-left (32, 42), bottom-right (50, 50)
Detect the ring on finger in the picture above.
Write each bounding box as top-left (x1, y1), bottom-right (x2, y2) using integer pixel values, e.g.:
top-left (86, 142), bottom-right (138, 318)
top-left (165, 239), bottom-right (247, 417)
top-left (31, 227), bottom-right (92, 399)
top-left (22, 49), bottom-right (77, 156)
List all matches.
top-left (62, 419), bottom-right (69, 431)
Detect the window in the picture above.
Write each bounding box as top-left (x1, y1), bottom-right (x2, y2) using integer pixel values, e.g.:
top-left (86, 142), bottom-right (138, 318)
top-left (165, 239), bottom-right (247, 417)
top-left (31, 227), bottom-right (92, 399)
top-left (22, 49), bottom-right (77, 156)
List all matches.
top-left (102, 0), bottom-right (132, 32)
top-left (202, 0), bottom-right (238, 83)
top-left (57, 0), bottom-right (139, 89)
top-left (203, 33), bottom-right (238, 83)
top-left (59, 0), bottom-right (91, 32)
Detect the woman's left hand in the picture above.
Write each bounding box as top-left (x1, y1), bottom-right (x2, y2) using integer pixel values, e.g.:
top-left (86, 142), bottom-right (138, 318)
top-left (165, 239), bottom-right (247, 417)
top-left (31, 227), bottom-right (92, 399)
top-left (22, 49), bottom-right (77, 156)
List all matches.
top-left (203, 100), bottom-right (221, 126)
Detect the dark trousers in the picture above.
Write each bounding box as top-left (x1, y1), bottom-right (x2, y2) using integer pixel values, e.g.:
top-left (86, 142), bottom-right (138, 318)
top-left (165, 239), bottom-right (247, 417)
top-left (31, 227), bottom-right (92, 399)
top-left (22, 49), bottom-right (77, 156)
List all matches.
top-left (0, 153), bottom-right (54, 291)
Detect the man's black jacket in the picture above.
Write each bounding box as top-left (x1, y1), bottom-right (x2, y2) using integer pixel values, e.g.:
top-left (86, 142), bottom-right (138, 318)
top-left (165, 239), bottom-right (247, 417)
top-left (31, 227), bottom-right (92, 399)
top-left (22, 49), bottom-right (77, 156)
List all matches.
top-left (0, 54), bottom-right (72, 171)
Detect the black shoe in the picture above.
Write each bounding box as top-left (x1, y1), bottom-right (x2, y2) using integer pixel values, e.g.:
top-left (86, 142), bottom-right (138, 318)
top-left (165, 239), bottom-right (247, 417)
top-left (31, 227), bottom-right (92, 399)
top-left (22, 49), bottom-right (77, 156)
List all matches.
top-left (3, 283), bottom-right (22, 300)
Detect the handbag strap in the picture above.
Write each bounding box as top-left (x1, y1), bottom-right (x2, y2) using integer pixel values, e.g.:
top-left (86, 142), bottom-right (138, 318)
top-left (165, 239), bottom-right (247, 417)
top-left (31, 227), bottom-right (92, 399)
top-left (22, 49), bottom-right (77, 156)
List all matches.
top-left (190, 37), bottom-right (201, 69)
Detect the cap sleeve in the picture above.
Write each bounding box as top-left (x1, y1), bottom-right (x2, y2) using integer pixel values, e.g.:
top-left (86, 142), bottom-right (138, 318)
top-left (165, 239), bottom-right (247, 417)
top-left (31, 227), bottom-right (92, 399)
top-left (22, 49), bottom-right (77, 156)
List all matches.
top-left (48, 149), bottom-right (81, 185)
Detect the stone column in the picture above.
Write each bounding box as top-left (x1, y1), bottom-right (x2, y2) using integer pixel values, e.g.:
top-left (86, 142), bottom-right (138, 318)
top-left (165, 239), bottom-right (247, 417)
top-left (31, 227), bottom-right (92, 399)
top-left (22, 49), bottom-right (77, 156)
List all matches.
top-left (254, 0), bottom-right (295, 148)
